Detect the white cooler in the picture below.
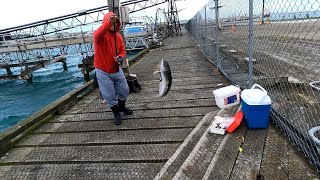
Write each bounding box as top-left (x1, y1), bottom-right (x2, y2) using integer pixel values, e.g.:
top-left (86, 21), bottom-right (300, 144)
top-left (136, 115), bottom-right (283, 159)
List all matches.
top-left (213, 85), bottom-right (240, 109)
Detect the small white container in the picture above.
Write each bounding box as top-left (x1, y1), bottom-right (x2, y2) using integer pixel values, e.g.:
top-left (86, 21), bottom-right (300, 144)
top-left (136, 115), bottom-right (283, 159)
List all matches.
top-left (213, 85), bottom-right (240, 109)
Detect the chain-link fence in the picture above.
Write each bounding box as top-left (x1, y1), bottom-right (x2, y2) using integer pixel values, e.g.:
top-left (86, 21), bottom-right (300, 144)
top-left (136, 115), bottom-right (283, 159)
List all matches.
top-left (186, 0), bottom-right (320, 171)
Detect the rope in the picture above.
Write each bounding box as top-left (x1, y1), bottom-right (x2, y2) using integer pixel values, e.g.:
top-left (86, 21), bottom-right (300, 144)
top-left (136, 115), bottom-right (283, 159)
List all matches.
top-left (308, 126), bottom-right (320, 151)
top-left (309, 81), bottom-right (320, 91)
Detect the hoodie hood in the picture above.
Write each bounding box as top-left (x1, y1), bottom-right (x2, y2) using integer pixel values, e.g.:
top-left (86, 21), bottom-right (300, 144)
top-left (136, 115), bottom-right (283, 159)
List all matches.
top-left (103, 12), bottom-right (122, 32)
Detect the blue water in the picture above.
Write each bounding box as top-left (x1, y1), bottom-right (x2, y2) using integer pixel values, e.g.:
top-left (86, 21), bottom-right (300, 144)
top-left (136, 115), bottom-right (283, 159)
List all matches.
top-left (0, 55), bottom-right (84, 132)
top-left (0, 52), bottom-right (138, 132)
top-left (270, 10), bottom-right (320, 21)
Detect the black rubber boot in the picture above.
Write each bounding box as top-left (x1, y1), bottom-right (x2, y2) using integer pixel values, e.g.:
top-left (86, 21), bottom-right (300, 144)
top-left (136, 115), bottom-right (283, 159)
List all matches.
top-left (110, 105), bottom-right (122, 125)
top-left (118, 99), bottom-right (133, 115)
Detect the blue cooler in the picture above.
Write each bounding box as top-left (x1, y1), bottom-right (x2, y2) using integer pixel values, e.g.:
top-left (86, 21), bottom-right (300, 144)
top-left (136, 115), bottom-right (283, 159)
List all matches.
top-left (241, 84), bottom-right (271, 129)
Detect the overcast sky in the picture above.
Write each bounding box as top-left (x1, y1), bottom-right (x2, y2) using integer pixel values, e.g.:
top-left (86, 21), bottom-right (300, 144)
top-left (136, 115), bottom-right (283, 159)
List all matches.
top-left (0, 0), bottom-right (209, 29)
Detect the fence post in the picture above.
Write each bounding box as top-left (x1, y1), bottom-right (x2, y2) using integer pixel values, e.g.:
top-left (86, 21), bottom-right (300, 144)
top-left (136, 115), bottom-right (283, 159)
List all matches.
top-left (214, 0), bottom-right (220, 68)
top-left (248, 0), bottom-right (254, 88)
top-left (204, 5), bottom-right (208, 53)
top-left (262, 0), bottom-right (265, 24)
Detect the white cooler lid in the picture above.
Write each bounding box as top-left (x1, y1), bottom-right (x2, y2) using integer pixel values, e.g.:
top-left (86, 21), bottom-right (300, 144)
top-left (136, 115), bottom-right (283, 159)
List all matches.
top-left (241, 89), bottom-right (271, 105)
top-left (213, 85), bottom-right (240, 97)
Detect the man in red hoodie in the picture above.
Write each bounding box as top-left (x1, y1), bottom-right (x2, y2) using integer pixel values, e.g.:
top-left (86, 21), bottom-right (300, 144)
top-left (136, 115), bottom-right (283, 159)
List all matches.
top-left (94, 12), bottom-right (132, 125)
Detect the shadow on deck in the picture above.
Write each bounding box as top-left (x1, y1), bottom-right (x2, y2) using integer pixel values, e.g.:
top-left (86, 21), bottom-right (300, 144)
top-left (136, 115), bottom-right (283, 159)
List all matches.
top-left (0, 29), bottom-right (318, 179)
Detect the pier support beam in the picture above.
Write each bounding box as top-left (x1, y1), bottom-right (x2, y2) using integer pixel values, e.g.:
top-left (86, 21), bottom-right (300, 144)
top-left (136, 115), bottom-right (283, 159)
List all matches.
top-left (84, 69), bottom-right (90, 82)
top-left (21, 68), bottom-right (33, 83)
top-left (5, 67), bottom-right (12, 75)
top-left (62, 59), bottom-right (68, 71)
top-left (26, 77), bottom-right (33, 84)
top-left (25, 73), bottom-right (33, 84)
top-left (78, 56), bottom-right (94, 82)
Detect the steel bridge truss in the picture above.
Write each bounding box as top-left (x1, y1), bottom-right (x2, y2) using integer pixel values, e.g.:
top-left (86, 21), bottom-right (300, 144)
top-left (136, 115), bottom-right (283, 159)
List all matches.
top-left (125, 37), bottom-right (150, 51)
top-left (0, 1), bottom-right (168, 61)
top-left (0, 0), bottom-right (169, 37)
top-left (0, 0), bottom-right (184, 80)
top-left (167, 0), bottom-right (182, 36)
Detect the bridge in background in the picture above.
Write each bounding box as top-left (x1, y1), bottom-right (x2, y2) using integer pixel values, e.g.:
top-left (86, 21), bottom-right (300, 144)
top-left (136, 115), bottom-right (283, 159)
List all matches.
top-left (0, 0), bottom-right (183, 82)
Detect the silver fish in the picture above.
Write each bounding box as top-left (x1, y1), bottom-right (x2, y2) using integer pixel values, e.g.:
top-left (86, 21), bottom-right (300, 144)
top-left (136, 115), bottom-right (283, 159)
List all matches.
top-left (157, 59), bottom-right (172, 97)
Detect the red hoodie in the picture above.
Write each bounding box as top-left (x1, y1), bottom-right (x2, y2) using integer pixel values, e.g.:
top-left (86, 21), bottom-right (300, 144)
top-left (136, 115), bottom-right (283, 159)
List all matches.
top-left (93, 12), bottom-right (126, 73)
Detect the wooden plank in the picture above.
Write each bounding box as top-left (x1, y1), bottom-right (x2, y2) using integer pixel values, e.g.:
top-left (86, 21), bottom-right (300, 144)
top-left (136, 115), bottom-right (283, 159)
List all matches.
top-left (62, 98), bottom-right (216, 114)
top-left (50, 107), bottom-right (215, 122)
top-left (229, 129), bottom-right (267, 179)
top-left (0, 144), bottom-right (179, 163)
top-left (138, 77), bottom-right (227, 87)
top-left (259, 124), bottom-right (319, 179)
top-left (154, 110), bottom-right (220, 180)
top-left (18, 128), bottom-right (192, 146)
top-left (37, 116), bottom-right (203, 133)
top-left (259, 124), bottom-right (291, 179)
top-left (0, 163), bottom-right (163, 179)
top-left (205, 124), bottom-right (247, 179)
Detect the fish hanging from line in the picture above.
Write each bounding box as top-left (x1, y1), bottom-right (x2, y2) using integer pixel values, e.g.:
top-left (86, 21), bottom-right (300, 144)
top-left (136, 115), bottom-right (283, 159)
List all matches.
top-left (153, 58), bottom-right (172, 97)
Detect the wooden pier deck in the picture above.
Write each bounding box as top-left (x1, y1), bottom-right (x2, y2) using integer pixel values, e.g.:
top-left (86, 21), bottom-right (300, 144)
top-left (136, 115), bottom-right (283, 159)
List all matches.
top-left (0, 29), bottom-right (318, 179)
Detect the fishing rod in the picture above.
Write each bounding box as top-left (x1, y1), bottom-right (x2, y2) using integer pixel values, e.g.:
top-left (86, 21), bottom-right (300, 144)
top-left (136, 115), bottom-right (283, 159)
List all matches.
top-left (112, 0), bottom-right (125, 67)
top-left (113, 0), bottom-right (118, 58)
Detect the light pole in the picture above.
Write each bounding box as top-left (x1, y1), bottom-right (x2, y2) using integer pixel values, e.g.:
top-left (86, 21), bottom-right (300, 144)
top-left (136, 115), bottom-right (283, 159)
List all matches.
top-left (107, 0), bottom-right (130, 75)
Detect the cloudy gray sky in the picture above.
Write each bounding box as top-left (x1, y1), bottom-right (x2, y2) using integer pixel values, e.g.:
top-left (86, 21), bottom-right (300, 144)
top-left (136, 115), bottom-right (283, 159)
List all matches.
top-left (0, 0), bottom-right (209, 29)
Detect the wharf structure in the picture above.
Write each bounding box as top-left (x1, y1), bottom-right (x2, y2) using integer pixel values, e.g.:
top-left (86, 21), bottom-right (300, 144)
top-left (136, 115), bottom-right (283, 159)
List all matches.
top-left (0, 0), bottom-right (179, 82)
top-left (0, 28), bottom-right (318, 179)
top-left (1, 0), bottom-right (320, 178)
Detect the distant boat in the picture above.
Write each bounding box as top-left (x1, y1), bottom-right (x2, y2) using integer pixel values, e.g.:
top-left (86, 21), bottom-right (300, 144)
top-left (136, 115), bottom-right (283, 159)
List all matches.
top-left (123, 19), bottom-right (152, 38)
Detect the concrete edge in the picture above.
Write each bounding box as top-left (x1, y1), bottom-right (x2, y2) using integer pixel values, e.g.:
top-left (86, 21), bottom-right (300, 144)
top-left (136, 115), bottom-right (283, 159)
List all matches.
top-left (0, 79), bottom-right (95, 156)
top-left (128, 48), bottom-right (149, 67)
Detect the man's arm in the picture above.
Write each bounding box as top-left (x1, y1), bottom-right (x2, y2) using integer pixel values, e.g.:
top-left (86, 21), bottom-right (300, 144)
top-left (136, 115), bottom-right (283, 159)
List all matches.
top-left (94, 13), bottom-right (116, 43)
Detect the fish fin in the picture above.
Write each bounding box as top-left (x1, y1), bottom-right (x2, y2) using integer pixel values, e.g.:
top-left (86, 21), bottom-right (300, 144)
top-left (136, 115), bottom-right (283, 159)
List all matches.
top-left (153, 71), bottom-right (160, 75)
